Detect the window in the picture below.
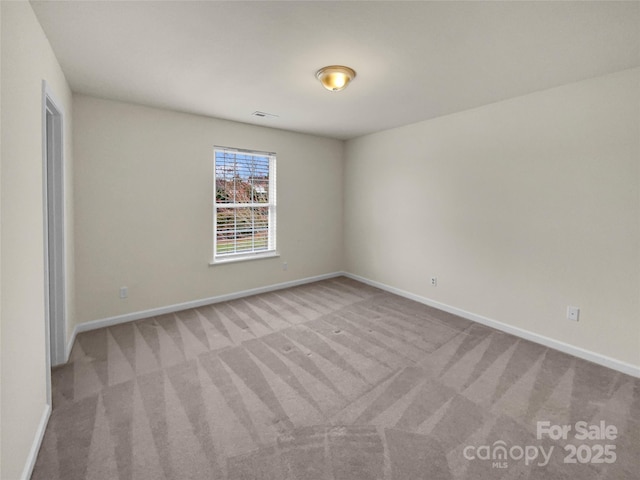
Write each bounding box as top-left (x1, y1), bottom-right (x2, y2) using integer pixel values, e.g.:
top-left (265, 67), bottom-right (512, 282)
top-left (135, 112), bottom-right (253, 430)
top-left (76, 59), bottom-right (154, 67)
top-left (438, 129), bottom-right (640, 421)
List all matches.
top-left (213, 147), bottom-right (277, 263)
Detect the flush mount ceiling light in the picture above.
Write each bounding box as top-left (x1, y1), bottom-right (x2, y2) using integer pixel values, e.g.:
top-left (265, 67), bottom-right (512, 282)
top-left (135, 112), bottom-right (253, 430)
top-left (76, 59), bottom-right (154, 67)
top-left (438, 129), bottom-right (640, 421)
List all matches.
top-left (315, 65), bottom-right (356, 92)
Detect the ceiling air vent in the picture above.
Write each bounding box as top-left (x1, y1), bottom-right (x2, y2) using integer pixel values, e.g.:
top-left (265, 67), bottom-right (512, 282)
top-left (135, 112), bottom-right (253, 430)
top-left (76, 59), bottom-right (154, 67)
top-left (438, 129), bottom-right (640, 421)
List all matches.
top-left (252, 111), bottom-right (279, 119)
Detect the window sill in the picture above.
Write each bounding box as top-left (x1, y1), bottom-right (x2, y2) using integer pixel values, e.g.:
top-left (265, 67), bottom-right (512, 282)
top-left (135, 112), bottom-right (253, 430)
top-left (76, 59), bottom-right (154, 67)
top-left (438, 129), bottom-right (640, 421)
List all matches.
top-left (209, 250), bottom-right (280, 266)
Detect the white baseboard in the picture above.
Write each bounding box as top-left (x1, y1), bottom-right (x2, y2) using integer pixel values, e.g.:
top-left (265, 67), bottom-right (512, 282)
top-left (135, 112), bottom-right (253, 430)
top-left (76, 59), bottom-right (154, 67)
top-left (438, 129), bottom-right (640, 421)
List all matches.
top-left (66, 271), bottom-right (344, 358)
top-left (344, 272), bottom-right (640, 379)
top-left (64, 270), bottom-right (639, 379)
top-left (20, 403), bottom-right (51, 480)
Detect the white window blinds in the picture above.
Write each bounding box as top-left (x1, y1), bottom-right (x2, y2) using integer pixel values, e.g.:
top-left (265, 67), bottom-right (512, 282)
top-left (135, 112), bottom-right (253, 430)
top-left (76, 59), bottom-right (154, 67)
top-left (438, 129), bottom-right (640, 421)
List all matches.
top-left (213, 147), bottom-right (276, 261)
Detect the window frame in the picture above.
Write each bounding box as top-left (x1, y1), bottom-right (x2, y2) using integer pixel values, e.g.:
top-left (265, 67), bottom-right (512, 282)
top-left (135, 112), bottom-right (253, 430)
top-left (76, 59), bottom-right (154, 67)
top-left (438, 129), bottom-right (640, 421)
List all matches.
top-left (211, 146), bottom-right (277, 265)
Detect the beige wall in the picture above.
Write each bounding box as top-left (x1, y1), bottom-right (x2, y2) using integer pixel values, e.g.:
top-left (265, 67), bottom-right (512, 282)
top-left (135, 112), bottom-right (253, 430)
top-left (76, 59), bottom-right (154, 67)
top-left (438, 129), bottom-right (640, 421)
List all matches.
top-left (345, 68), bottom-right (640, 368)
top-left (0, 1), bottom-right (3, 473)
top-left (0, 2), bottom-right (74, 479)
top-left (72, 95), bottom-right (343, 325)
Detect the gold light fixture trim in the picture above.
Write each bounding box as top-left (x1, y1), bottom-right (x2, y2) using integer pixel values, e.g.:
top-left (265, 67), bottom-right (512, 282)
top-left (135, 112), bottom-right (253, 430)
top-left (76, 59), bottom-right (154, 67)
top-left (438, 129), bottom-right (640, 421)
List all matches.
top-left (315, 65), bottom-right (357, 92)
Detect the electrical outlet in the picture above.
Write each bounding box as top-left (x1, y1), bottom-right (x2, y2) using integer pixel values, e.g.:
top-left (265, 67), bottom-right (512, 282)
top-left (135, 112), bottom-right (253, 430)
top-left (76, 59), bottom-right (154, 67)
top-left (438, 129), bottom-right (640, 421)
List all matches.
top-left (120, 286), bottom-right (128, 299)
top-left (431, 277), bottom-right (437, 287)
top-left (282, 262), bottom-right (288, 271)
top-left (567, 306), bottom-right (580, 321)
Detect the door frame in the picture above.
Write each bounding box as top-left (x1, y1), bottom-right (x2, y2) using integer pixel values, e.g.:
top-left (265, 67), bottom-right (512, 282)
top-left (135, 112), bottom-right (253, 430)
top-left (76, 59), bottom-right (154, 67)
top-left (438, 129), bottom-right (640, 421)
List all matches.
top-left (42, 81), bottom-right (67, 398)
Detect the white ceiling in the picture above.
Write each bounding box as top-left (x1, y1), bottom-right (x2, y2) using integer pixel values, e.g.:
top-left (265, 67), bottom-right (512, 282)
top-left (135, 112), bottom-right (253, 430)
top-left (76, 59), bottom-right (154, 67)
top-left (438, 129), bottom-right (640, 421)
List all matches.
top-left (31, 1), bottom-right (640, 140)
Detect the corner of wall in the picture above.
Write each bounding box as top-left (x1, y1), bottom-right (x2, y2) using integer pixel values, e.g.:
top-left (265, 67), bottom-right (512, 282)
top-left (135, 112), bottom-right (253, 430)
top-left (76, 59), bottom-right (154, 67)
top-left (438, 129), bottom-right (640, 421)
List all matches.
top-left (1, 1), bottom-right (74, 477)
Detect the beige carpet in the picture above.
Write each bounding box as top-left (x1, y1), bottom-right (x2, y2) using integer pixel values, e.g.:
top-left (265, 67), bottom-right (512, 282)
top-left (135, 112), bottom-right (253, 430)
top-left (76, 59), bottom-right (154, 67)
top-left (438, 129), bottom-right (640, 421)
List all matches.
top-left (32, 277), bottom-right (639, 479)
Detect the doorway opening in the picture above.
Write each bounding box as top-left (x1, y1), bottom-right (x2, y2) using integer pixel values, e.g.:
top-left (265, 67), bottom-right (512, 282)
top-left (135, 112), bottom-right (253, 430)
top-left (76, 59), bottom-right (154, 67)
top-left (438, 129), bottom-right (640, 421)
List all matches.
top-left (42, 82), bottom-right (66, 383)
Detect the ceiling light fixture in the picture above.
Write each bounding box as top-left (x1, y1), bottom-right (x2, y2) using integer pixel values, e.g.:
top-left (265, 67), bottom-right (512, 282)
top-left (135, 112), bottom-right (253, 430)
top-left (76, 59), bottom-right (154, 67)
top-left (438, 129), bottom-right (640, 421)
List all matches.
top-left (315, 65), bottom-right (356, 92)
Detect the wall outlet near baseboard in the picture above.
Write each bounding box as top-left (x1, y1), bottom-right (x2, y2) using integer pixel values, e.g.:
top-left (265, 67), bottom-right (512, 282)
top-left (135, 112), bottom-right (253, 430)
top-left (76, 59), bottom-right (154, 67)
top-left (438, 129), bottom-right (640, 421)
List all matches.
top-left (120, 286), bottom-right (128, 299)
top-left (430, 277), bottom-right (437, 287)
top-left (567, 306), bottom-right (580, 321)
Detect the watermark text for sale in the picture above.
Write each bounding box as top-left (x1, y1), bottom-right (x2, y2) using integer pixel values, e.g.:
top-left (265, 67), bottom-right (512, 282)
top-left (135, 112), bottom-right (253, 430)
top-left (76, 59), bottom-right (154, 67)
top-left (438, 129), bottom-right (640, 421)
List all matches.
top-left (463, 420), bottom-right (617, 469)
